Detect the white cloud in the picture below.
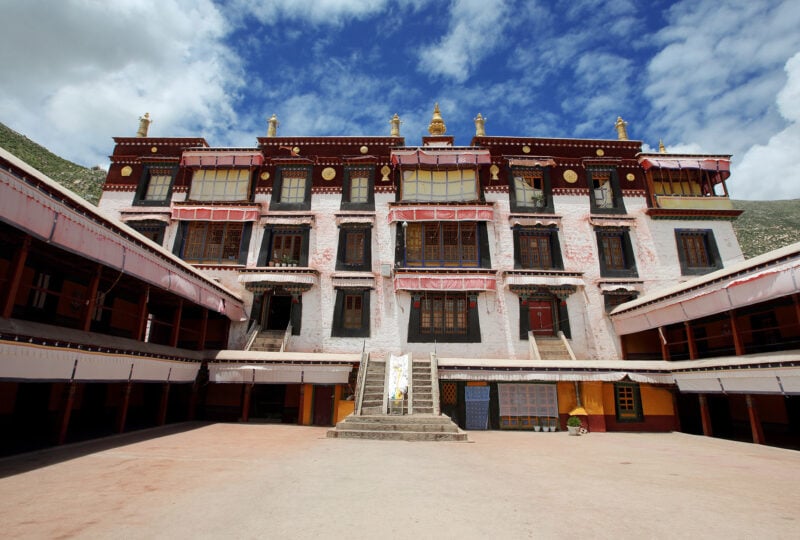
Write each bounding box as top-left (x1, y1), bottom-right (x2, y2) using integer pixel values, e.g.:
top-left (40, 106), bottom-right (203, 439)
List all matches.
top-left (226, 0), bottom-right (429, 27)
top-left (643, 0), bottom-right (800, 198)
top-left (733, 52), bottom-right (800, 200)
top-left (416, 0), bottom-right (513, 83)
top-left (0, 0), bottom-right (244, 166)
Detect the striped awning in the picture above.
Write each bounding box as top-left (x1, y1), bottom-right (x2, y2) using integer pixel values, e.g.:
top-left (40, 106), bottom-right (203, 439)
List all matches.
top-left (394, 273), bottom-right (496, 291)
top-left (181, 150), bottom-right (263, 167)
top-left (172, 205), bottom-right (260, 222)
top-left (391, 149), bottom-right (491, 166)
top-left (209, 364), bottom-right (352, 384)
top-left (388, 205), bottom-right (494, 223)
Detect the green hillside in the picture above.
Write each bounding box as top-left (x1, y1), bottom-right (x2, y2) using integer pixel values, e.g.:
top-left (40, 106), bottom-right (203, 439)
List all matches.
top-left (0, 121), bottom-right (796, 258)
top-left (0, 122), bottom-right (105, 204)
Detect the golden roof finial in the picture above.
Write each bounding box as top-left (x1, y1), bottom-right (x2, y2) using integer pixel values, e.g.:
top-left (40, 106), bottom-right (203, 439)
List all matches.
top-left (614, 116), bottom-right (628, 141)
top-left (474, 113), bottom-right (486, 137)
top-left (267, 114), bottom-right (279, 137)
top-left (658, 139), bottom-right (666, 153)
top-left (390, 113), bottom-right (402, 137)
top-left (136, 112), bottom-right (151, 138)
top-left (428, 103), bottom-right (446, 136)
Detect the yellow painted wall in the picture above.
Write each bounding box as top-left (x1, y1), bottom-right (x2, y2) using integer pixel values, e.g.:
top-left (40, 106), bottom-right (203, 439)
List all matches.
top-left (582, 382), bottom-right (607, 416)
top-left (301, 383), bottom-right (313, 425)
top-left (641, 386), bottom-right (675, 416)
top-left (337, 400), bottom-right (355, 423)
top-left (557, 382), bottom-right (577, 414)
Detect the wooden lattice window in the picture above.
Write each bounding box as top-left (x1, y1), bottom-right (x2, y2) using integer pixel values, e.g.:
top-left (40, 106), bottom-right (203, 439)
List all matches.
top-left (520, 233), bottom-right (552, 269)
top-left (401, 169), bottom-right (477, 202)
top-left (280, 169), bottom-right (308, 204)
top-left (344, 231), bottom-right (365, 266)
top-left (343, 294), bottom-right (363, 329)
top-left (675, 229), bottom-right (721, 275)
top-left (183, 222), bottom-right (243, 264)
top-left (614, 383), bottom-right (642, 422)
top-left (600, 233), bottom-right (625, 270)
top-left (405, 222), bottom-right (478, 267)
top-left (271, 231), bottom-right (302, 264)
top-left (349, 172), bottom-right (369, 204)
top-left (420, 294), bottom-right (468, 335)
top-left (442, 382), bottom-right (457, 405)
top-left (189, 169), bottom-right (250, 202)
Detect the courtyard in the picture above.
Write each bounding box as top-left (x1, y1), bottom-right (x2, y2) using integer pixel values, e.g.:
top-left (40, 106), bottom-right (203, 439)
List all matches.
top-left (0, 423), bottom-right (798, 539)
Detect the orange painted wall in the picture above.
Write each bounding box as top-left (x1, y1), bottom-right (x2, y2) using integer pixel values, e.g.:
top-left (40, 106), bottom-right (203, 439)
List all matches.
top-left (301, 384), bottom-right (313, 425)
top-left (336, 400), bottom-right (354, 423)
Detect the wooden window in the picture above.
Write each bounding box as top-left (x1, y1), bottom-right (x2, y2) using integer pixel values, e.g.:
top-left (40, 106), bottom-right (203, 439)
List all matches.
top-left (588, 167), bottom-right (625, 214)
top-left (350, 174), bottom-right (369, 204)
top-left (341, 167), bottom-right (374, 210)
top-left (336, 226), bottom-right (371, 271)
top-left (405, 222), bottom-right (478, 267)
top-left (134, 165), bottom-right (176, 206)
top-left (420, 295), bottom-right (468, 335)
top-left (596, 228), bottom-right (637, 277)
top-left (271, 232), bottom-right (302, 265)
top-left (332, 289), bottom-right (370, 337)
top-left (513, 170), bottom-right (545, 209)
top-left (343, 294), bottom-right (363, 329)
top-left (675, 229), bottom-right (721, 275)
top-left (401, 169), bottom-right (477, 202)
top-left (345, 231), bottom-right (365, 265)
top-left (143, 174), bottom-right (172, 201)
top-left (600, 234), bottom-right (625, 269)
top-left (189, 169), bottom-right (250, 202)
top-left (614, 383), bottom-right (643, 422)
top-left (129, 220), bottom-right (166, 245)
top-left (520, 233), bottom-right (552, 269)
top-left (604, 291), bottom-right (638, 313)
top-left (182, 222), bottom-right (244, 264)
top-left (592, 170), bottom-right (613, 208)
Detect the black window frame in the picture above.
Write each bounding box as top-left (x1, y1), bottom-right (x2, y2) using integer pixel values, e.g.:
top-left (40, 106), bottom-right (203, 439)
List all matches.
top-left (595, 227), bottom-right (638, 278)
top-left (675, 229), bottom-right (723, 276)
top-left (614, 382), bottom-right (643, 422)
top-left (508, 166), bottom-right (554, 213)
top-left (408, 292), bottom-right (481, 343)
top-left (603, 291), bottom-right (639, 313)
top-left (133, 164), bottom-right (178, 206)
top-left (270, 166), bottom-right (313, 211)
top-left (512, 226), bottom-right (563, 270)
top-left (587, 166), bottom-right (626, 214)
top-left (396, 221), bottom-right (491, 269)
top-left (331, 288), bottom-right (370, 338)
top-left (256, 225), bottom-right (311, 267)
top-left (336, 225), bottom-right (372, 271)
top-left (128, 220), bottom-right (167, 246)
top-left (172, 221), bottom-right (252, 265)
top-left (341, 166), bottom-right (375, 211)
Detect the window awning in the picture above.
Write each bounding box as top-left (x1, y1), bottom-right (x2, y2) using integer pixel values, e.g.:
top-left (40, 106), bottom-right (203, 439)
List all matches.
top-left (388, 205), bottom-right (494, 222)
top-left (209, 364), bottom-right (352, 384)
top-left (507, 158), bottom-right (556, 168)
top-left (674, 368), bottom-right (800, 394)
top-left (639, 157), bottom-right (731, 184)
top-left (504, 274), bottom-right (584, 288)
top-left (391, 149), bottom-right (491, 166)
top-left (172, 205), bottom-right (260, 222)
top-left (181, 150), bottom-right (264, 167)
top-left (394, 273), bottom-right (496, 291)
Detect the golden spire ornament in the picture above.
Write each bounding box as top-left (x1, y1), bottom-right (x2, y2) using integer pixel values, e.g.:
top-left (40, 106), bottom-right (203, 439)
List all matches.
top-left (267, 114), bottom-right (279, 137)
top-left (136, 112), bottom-right (151, 138)
top-left (614, 116), bottom-right (628, 140)
top-left (474, 113), bottom-right (486, 137)
top-left (390, 113), bottom-right (402, 137)
top-left (428, 103), bottom-right (446, 136)
top-left (659, 139), bottom-right (666, 153)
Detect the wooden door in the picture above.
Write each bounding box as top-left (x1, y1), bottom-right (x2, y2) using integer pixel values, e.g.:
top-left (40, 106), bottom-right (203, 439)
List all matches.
top-left (529, 301), bottom-right (554, 335)
top-left (313, 385), bottom-right (334, 426)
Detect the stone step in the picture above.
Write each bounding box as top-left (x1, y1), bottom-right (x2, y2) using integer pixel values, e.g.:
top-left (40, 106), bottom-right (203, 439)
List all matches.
top-left (341, 415), bottom-right (453, 425)
top-left (327, 430), bottom-right (468, 442)
top-left (334, 422), bottom-right (458, 433)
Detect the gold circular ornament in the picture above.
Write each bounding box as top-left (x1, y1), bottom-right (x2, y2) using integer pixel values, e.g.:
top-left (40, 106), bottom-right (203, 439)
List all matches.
top-left (360, 146), bottom-right (368, 154)
top-left (380, 165), bottom-right (391, 182)
top-left (626, 173), bottom-right (635, 182)
top-left (563, 169), bottom-right (578, 183)
top-left (260, 172), bottom-right (270, 181)
top-left (292, 146), bottom-right (300, 154)
top-left (595, 148), bottom-right (605, 156)
top-left (522, 145), bottom-right (531, 154)
top-left (120, 166), bottom-right (132, 177)
top-left (321, 167), bottom-right (336, 181)
top-left (150, 146), bottom-right (158, 153)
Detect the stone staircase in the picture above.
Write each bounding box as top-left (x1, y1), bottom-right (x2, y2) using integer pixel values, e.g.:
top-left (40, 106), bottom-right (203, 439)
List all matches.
top-left (248, 330), bottom-right (284, 352)
top-left (536, 336), bottom-right (573, 360)
top-left (327, 355), bottom-right (466, 442)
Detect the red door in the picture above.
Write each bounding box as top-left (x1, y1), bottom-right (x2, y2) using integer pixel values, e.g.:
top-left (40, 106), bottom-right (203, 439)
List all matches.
top-left (529, 301), bottom-right (555, 335)
top-left (313, 385), bottom-right (334, 426)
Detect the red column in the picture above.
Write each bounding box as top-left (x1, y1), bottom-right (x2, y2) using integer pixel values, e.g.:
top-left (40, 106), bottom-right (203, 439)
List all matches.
top-left (699, 394), bottom-right (712, 437)
top-left (746, 395), bottom-right (765, 445)
top-left (117, 381), bottom-right (133, 433)
top-left (685, 322), bottom-right (698, 360)
top-left (81, 264), bottom-right (102, 332)
top-left (136, 287), bottom-right (149, 341)
top-left (197, 308), bottom-right (208, 351)
top-left (730, 310), bottom-right (744, 356)
top-left (659, 327), bottom-right (670, 360)
top-left (2, 236), bottom-right (31, 318)
top-left (58, 381), bottom-right (77, 445)
top-left (170, 300), bottom-right (183, 348)
top-left (241, 383), bottom-right (253, 423)
top-left (157, 382), bottom-right (170, 426)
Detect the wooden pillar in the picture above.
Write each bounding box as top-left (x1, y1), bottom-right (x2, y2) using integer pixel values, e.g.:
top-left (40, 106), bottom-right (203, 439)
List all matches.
top-left (58, 381), bottom-right (77, 445)
top-left (685, 321), bottom-right (698, 360)
top-left (793, 294), bottom-right (800, 329)
top-left (746, 395), bottom-right (765, 445)
top-left (169, 299), bottom-right (183, 348)
top-left (699, 394), bottom-right (712, 437)
top-left (157, 382), bottom-right (170, 426)
top-left (2, 235), bottom-right (31, 318)
top-left (300, 384), bottom-right (314, 426)
top-left (332, 384), bottom-right (342, 425)
top-left (659, 327), bottom-right (670, 360)
top-left (136, 287), bottom-right (149, 342)
top-left (619, 335), bottom-right (629, 360)
top-left (729, 310), bottom-right (745, 356)
top-left (197, 308), bottom-right (208, 351)
top-left (117, 381), bottom-right (133, 433)
top-left (81, 264), bottom-right (102, 332)
top-left (241, 383), bottom-right (253, 423)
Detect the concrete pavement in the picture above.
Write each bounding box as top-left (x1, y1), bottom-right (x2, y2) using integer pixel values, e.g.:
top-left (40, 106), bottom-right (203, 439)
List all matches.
top-left (0, 422), bottom-right (798, 539)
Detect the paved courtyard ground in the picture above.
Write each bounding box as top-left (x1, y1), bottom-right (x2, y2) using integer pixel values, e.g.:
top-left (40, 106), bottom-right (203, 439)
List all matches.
top-left (0, 422), bottom-right (798, 539)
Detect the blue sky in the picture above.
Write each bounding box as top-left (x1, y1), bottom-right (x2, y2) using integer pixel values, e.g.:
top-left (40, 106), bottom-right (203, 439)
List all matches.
top-left (1, 0), bottom-right (799, 200)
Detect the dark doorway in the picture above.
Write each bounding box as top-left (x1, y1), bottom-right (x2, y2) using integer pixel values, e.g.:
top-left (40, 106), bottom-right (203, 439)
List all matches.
top-left (250, 385), bottom-right (287, 423)
top-left (313, 385), bottom-right (334, 426)
top-left (265, 295), bottom-right (292, 330)
top-left (529, 300), bottom-right (555, 335)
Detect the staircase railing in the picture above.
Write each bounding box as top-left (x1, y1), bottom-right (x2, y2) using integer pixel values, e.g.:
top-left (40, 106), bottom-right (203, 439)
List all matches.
top-left (354, 343), bottom-right (369, 416)
top-left (244, 322), bottom-right (261, 351)
top-left (558, 331), bottom-right (577, 360)
top-left (407, 353), bottom-right (414, 416)
top-left (528, 331), bottom-right (541, 360)
top-left (430, 352), bottom-right (441, 416)
top-left (279, 322), bottom-right (292, 352)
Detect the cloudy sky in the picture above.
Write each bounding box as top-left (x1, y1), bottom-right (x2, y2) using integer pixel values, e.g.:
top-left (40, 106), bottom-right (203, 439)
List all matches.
top-left (1, 0), bottom-right (799, 200)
